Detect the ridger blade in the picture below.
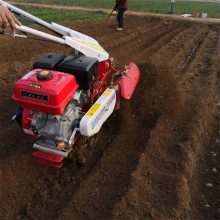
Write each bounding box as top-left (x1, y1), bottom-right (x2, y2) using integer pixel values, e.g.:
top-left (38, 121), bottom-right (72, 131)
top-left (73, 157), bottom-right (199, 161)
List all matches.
top-left (120, 63), bottom-right (140, 100)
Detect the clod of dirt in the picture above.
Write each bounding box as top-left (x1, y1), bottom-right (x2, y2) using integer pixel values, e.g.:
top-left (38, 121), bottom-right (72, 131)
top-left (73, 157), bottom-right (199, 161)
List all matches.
top-left (212, 168), bottom-right (218, 173)
top-left (206, 183), bottom-right (213, 188)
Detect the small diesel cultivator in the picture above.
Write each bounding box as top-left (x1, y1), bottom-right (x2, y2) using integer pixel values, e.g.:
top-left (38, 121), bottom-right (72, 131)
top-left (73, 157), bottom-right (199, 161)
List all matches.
top-left (0, 1), bottom-right (140, 167)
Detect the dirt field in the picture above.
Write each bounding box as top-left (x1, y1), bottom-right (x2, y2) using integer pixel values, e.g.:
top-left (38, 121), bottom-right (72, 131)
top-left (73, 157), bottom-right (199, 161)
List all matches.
top-left (0, 14), bottom-right (219, 220)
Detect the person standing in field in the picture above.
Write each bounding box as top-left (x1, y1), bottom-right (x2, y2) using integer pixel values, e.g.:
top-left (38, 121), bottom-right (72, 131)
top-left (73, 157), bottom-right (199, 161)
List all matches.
top-left (0, 4), bottom-right (21, 30)
top-left (114, 0), bottom-right (128, 31)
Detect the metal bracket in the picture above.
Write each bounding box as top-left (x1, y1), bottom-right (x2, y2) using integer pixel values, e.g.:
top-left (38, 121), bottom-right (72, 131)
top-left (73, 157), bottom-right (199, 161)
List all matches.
top-left (12, 30), bottom-right (27, 38)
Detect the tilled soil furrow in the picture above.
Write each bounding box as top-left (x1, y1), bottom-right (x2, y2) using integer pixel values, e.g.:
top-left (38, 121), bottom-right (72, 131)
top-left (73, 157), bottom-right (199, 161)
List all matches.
top-left (97, 17), bottom-right (159, 44)
top-left (111, 23), bottom-right (187, 65)
top-left (0, 15), bottom-right (219, 220)
top-left (178, 30), bottom-right (209, 75)
top-left (190, 82), bottom-right (220, 220)
top-left (150, 25), bottom-right (207, 71)
top-left (190, 38), bottom-right (220, 218)
top-left (56, 62), bottom-right (160, 220)
top-left (179, 29), bottom-right (219, 90)
top-left (99, 21), bottom-right (166, 50)
top-left (131, 25), bottom-right (190, 63)
top-left (73, 16), bottom-right (155, 41)
top-left (111, 26), bottom-right (219, 220)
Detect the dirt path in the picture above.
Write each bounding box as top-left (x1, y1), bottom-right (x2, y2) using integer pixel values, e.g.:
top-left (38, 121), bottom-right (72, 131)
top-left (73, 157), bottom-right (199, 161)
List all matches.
top-left (0, 13), bottom-right (219, 220)
top-left (8, 1), bottom-right (220, 25)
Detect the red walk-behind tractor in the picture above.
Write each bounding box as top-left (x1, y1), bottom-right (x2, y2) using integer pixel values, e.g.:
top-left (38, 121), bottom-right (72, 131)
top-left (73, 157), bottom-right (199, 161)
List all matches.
top-left (1, 1), bottom-right (140, 168)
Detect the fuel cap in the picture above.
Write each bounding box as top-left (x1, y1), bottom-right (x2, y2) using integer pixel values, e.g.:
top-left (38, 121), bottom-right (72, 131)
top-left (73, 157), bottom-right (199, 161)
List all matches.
top-left (37, 70), bottom-right (53, 81)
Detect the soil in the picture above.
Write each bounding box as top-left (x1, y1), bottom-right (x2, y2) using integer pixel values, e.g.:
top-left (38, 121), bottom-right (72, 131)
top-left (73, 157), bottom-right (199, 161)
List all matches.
top-left (0, 13), bottom-right (220, 220)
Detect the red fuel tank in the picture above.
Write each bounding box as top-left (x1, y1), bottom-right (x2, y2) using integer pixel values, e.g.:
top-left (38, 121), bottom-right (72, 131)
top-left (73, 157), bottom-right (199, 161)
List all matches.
top-left (13, 69), bottom-right (78, 115)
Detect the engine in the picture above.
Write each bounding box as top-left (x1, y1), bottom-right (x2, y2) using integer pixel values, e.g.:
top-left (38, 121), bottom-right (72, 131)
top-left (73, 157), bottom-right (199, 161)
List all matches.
top-left (30, 102), bottom-right (80, 156)
top-left (12, 52), bottom-right (136, 167)
top-left (13, 53), bottom-right (99, 157)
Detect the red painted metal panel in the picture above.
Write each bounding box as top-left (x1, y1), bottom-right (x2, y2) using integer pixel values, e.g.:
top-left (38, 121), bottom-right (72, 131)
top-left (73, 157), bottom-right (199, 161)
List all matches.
top-left (120, 63), bottom-right (140, 100)
top-left (32, 150), bottom-right (64, 168)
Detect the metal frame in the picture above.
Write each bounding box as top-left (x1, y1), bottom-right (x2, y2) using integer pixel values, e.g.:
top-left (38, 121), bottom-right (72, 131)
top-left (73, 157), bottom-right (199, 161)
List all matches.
top-left (0, 0), bottom-right (109, 61)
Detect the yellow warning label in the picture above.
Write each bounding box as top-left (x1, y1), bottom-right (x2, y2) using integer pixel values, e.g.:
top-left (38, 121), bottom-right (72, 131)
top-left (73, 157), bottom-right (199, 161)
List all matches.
top-left (29, 83), bottom-right (42, 89)
top-left (74, 39), bottom-right (108, 55)
top-left (103, 89), bottom-right (111, 96)
top-left (86, 103), bottom-right (101, 117)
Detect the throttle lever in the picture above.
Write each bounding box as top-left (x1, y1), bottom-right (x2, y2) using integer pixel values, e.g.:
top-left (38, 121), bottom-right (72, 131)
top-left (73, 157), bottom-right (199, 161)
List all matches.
top-left (12, 30), bottom-right (27, 38)
top-left (0, 28), bottom-right (27, 38)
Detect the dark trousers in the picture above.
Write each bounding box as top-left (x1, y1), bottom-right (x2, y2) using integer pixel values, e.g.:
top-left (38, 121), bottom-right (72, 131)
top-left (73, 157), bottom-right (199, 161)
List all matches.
top-left (117, 8), bottom-right (126, 28)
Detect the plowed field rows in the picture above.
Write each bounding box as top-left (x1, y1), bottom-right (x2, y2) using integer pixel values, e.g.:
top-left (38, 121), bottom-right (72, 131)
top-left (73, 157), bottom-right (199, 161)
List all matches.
top-left (0, 14), bottom-right (219, 220)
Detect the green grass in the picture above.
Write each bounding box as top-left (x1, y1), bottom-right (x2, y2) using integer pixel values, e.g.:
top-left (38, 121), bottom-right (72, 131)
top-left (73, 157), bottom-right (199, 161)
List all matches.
top-left (20, 0), bottom-right (220, 18)
top-left (17, 5), bottom-right (106, 24)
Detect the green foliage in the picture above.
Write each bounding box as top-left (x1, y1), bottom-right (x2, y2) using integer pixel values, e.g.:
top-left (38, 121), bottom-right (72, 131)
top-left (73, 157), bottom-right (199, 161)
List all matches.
top-left (17, 1), bottom-right (220, 18)
top-left (17, 5), bottom-right (106, 24)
